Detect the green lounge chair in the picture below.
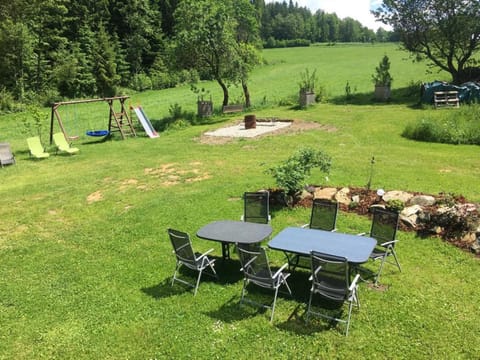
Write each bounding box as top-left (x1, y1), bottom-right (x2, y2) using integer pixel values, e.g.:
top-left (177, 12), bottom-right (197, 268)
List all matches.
top-left (26, 137), bottom-right (50, 159)
top-left (53, 132), bottom-right (79, 155)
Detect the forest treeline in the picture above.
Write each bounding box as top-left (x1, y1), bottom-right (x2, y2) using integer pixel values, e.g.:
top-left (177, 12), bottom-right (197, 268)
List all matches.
top-left (0, 0), bottom-right (396, 108)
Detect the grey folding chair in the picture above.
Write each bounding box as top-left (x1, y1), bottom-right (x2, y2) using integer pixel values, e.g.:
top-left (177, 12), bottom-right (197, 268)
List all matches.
top-left (237, 245), bottom-right (291, 322)
top-left (306, 251), bottom-right (360, 336)
top-left (168, 228), bottom-right (217, 296)
top-left (288, 199), bottom-right (339, 271)
top-left (241, 191), bottom-right (271, 224)
top-left (368, 207), bottom-right (401, 284)
top-left (0, 142), bottom-right (15, 167)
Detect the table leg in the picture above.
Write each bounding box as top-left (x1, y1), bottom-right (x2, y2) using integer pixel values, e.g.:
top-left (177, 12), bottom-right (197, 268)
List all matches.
top-left (222, 242), bottom-right (230, 260)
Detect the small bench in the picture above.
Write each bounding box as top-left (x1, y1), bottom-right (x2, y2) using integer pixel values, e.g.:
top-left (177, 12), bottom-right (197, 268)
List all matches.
top-left (434, 91), bottom-right (460, 108)
top-left (222, 104), bottom-right (244, 114)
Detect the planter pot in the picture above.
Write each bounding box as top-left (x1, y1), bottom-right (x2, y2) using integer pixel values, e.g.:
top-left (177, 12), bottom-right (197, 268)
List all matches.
top-left (244, 114), bottom-right (256, 129)
top-left (299, 90), bottom-right (316, 107)
top-left (197, 100), bottom-right (213, 117)
top-left (374, 85), bottom-right (391, 101)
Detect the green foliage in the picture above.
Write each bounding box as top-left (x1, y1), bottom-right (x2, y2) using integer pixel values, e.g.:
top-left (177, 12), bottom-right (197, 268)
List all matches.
top-left (372, 55), bottom-right (393, 86)
top-left (130, 72), bottom-right (153, 92)
top-left (19, 105), bottom-right (46, 139)
top-left (298, 68), bottom-right (317, 92)
top-left (0, 88), bottom-right (22, 113)
top-left (402, 104), bottom-right (480, 144)
top-left (386, 199), bottom-right (404, 213)
top-left (373, 0), bottom-right (480, 84)
top-left (267, 147), bottom-right (332, 196)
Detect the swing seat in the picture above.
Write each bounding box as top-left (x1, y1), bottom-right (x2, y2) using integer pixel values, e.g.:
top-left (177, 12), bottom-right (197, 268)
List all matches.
top-left (86, 130), bottom-right (109, 137)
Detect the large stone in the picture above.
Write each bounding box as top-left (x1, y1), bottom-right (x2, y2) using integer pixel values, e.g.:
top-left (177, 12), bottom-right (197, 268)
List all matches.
top-left (401, 205), bottom-right (423, 217)
top-left (314, 187), bottom-right (337, 200)
top-left (335, 187), bottom-right (351, 206)
top-left (409, 195), bottom-right (436, 206)
top-left (382, 190), bottom-right (413, 203)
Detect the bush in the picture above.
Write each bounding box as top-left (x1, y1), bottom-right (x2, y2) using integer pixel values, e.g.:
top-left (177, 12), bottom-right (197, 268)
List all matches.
top-left (266, 147), bottom-right (332, 198)
top-left (402, 104), bottom-right (480, 145)
top-left (130, 73), bottom-right (152, 92)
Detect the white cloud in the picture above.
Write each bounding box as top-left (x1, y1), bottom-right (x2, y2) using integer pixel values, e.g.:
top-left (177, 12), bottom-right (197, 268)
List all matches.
top-left (266, 0), bottom-right (387, 31)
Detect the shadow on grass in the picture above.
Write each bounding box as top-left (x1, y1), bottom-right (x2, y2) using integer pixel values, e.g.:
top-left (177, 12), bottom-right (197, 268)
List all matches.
top-left (277, 296), bottom-right (350, 336)
top-left (328, 85), bottom-right (425, 109)
top-left (150, 109), bottom-right (230, 133)
top-left (204, 295), bottom-right (264, 323)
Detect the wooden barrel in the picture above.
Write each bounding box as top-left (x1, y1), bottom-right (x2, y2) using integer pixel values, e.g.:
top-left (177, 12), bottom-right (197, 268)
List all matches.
top-left (244, 114), bottom-right (256, 129)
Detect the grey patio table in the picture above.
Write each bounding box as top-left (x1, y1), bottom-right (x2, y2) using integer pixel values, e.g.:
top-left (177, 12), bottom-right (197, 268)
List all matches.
top-left (268, 227), bottom-right (377, 264)
top-left (197, 220), bottom-right (273, 259)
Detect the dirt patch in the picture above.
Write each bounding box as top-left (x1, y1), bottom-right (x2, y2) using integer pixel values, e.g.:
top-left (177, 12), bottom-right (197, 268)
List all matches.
top-left (87, 191), bottom-right (103, 204)
top-left (199, 119), bottom-right (336, 145)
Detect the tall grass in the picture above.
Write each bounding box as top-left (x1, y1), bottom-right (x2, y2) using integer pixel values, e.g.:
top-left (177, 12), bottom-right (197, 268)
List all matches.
top-left (403, 104), bottom-right (480, 144)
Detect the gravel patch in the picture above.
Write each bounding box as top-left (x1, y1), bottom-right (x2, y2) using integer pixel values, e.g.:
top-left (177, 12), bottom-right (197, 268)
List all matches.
top-left (204, 120), bottom-right (292, 138)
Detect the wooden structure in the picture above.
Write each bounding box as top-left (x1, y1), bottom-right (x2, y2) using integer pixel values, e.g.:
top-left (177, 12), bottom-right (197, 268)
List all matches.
top-left (222, 104), bottom-right (244, 114)
top-left (434, 91), bottom-right (460, 108)
top-left (50, 96), bottom-right (136, 144)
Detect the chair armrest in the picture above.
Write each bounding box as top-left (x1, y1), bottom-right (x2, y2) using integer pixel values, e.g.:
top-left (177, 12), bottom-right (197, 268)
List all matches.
top-left (379, 239), bottom-right (398, 247)
top-left (198, 248), bottom-right (215, 260)
top-left (357, 232), bottom-right (366, 236)
top-left (349, 274), bottom-right (361, 291)
top-left (272, 263), bottom-right (289, 278)
top-left (301, 223), bottom-right (309, 228)
top-left (308, 265), bottom-right (323, 281)
top-left (240, 255), bottom-right (258, 272)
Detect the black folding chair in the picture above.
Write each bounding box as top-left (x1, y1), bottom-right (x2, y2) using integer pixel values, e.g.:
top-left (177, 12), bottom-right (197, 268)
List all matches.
top-left (237, 245), bottom-right (291, 322)
top-left (306, 251), bottom-right (360, 336)
top-left (168, 228), bottom-right (217, 296)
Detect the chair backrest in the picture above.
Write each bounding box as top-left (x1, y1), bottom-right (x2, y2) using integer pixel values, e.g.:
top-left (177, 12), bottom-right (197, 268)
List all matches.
top-left (168, 228), bottom-right (197, 267)
top-left (309, 199), bottom-right (338, 231)
top-left (243, 191), bottom-right (270, 224)
top-left (237, 246), bottom-right (273, 283)
top-left (370, 207), bottom-right (399, 244)
top-left (27, 136), bottom-right (45, 154)
top-left (0, 143), bottom-right (14, 163)
top-left (310, 251), bottom-right (350, 301)
top-left (53, 132), bottom-right (70, 150)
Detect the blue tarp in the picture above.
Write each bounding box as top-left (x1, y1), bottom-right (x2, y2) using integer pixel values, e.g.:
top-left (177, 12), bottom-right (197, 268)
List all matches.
top-left (421, 81), bottom-right (480, 104)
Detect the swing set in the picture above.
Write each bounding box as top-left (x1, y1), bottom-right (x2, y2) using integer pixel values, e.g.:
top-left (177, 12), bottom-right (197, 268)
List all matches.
top-left (49, 96), bottom-right (136, 144)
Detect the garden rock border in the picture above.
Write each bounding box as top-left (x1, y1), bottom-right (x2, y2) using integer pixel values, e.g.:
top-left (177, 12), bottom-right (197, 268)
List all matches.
top-left (294, 186), bottom-right (480, 256)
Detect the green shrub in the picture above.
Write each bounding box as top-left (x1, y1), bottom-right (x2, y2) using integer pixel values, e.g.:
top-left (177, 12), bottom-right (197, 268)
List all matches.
top-left (402, 104), bottom-right (480, 145)
top-left (266, 147), bottom-right (332, 197)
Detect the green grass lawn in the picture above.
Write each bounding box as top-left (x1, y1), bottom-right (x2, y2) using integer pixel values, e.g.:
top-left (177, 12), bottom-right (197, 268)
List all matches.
top-left (1, 43), bottom-right (479, 359)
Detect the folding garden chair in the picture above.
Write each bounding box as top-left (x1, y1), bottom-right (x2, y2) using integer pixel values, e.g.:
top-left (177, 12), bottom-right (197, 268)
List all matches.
top-left (241, 191), bottom-right (271, 224)
top-left (306, 251), bottom-right (360, 336)
top-left (0, 142), bottom-right (15, 167)
top-left (53, 132), bottom-right (79, 155)
top-left (237, 245), bottom-right (291, 322)
top-left (287, 199), bottom-right (339, 271)
top-left (367, 207), bottom-right (401, 284)
top-left (26, 136), bottom-right (50, 159)
top-left (168, 228), bottom-right (217, 296)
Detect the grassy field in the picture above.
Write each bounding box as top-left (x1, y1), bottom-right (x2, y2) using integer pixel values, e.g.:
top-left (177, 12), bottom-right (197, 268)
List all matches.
top-left (1, 43), bottom-right (479, 359)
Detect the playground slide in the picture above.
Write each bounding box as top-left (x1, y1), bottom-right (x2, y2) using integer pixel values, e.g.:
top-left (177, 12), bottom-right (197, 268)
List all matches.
top-left (133, 106), bottom-right (159, 138)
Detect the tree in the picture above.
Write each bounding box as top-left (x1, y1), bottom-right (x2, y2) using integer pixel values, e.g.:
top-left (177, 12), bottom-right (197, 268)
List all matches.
top-left (173, 0), bottom-right (239, 106)
top-left (373, 0), bottom-right (480, 84)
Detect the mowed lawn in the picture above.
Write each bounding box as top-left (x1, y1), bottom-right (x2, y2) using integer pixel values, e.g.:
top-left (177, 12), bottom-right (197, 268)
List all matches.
top-left (0, 44), bottom-right (479, 359)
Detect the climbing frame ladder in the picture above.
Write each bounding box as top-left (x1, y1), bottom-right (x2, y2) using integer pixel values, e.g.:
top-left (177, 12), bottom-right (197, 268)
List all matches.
top-left (107, 97), bottom-right (136, 139)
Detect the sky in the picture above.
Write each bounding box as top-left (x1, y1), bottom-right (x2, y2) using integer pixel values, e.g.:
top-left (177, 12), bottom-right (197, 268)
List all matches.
top-left (266, 0), bottom-right (386, 31)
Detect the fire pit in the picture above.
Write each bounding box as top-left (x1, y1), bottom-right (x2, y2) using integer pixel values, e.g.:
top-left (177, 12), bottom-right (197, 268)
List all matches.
top-left (244, 114), bottom-right (256, 129)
